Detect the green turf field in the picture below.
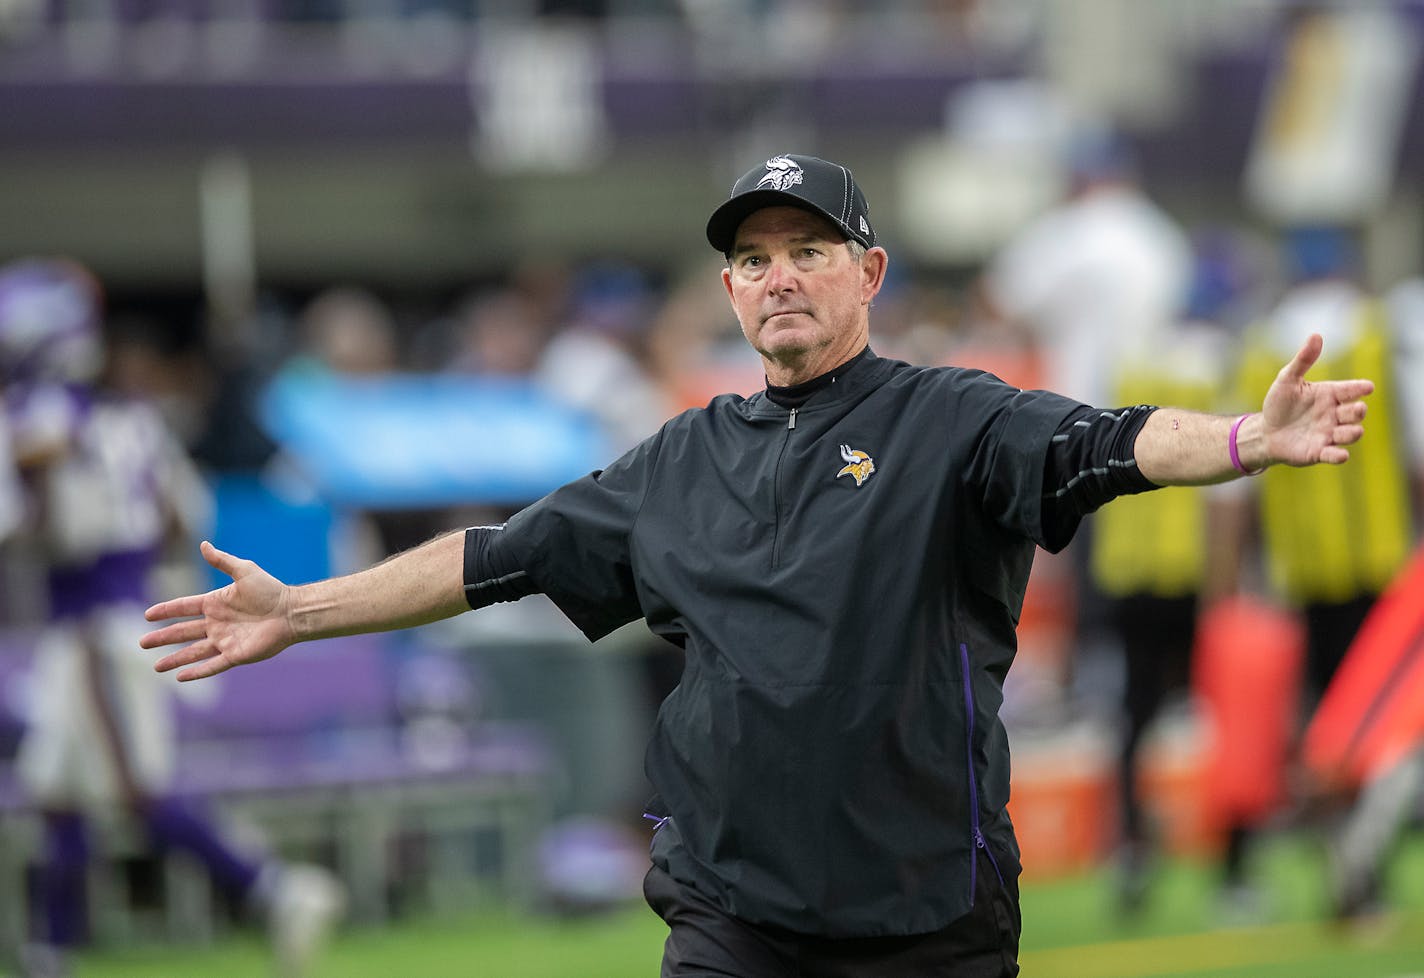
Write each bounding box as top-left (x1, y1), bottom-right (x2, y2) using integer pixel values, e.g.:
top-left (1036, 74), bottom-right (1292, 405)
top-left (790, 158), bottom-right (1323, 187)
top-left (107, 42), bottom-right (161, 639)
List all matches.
top-left (71, 832), bottom-right (1424, 977)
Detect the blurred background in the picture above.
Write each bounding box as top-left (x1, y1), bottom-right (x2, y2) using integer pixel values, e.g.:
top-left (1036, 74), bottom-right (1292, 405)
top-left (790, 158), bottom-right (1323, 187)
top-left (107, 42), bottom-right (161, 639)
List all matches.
top-left (2, 0), bottom-right (1424, 975)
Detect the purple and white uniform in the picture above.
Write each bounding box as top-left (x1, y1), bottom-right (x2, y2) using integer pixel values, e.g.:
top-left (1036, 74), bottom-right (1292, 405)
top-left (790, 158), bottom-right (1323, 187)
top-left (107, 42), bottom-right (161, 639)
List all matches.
top-left (12, 381), bottom-right (211, 807)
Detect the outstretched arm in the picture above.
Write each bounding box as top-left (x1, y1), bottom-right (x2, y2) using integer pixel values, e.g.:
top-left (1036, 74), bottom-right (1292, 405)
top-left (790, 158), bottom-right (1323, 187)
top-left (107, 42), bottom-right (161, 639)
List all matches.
top-left (141, 530), bottom-right (468, 682)
top-left (1134, 333), bottom-right (1373, 487)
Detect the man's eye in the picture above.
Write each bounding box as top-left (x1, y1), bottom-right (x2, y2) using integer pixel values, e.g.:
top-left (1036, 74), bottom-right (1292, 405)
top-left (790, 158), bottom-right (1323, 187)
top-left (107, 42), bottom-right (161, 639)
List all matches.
top-left (744, 256), bottom-right (763, 268)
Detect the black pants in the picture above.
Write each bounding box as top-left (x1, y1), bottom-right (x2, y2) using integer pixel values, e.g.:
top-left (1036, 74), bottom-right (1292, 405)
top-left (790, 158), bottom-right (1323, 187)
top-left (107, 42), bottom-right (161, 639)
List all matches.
top-left (643, 851), bottom-right (1020, 978)
top-left (1302, 595), bottom-right (1376, 711)
top-left (1113, 593), bottom-right (1197, 845)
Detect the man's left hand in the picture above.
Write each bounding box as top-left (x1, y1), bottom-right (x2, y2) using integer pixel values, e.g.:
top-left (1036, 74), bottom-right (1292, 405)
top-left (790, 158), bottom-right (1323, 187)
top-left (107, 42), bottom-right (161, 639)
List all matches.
top-left (1256, 332), bottom-right (1373, 468)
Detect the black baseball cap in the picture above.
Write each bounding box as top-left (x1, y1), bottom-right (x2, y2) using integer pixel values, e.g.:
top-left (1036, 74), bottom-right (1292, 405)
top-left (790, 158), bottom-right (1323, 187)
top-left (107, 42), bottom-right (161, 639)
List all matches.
top-left (706, 154), bottom-right (875, 255)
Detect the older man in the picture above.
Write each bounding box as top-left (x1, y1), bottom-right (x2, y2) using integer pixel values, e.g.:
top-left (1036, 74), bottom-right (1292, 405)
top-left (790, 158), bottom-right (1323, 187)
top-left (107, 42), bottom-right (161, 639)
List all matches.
top-left (142, 155), bottom-right (1373, 977)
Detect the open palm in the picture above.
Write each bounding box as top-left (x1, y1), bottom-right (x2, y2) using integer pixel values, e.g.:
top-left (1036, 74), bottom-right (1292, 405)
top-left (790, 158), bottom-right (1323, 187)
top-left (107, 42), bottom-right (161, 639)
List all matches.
top-left (141, 540), bottom-right (297, 681)
top-left (1260, 333), bottom-right (1372, 467)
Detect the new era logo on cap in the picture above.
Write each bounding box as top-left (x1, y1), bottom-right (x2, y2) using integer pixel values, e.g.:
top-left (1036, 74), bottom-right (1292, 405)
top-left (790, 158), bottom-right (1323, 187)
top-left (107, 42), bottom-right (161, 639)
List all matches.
top-left (706, 154), bottom-right (875, 255)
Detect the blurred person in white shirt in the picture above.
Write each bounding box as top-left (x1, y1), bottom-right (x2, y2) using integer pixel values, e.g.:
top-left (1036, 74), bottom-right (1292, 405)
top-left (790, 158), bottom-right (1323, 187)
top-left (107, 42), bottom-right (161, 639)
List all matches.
top-left (980, 126), bottom-right (1193, 407)
top-left (536, 262), bottom-right (675, 454)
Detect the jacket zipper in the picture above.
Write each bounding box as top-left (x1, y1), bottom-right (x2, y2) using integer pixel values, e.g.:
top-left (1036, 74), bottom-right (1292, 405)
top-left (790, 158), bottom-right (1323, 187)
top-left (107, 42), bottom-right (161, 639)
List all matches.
top-left (770, 408), bottom-right (797, 569)
top-left (960, 642), bottom-right (1004, 903)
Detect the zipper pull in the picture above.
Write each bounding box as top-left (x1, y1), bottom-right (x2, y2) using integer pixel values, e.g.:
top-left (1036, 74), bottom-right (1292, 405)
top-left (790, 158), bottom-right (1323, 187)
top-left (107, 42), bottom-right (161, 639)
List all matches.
top-left (787, 408), bottom-right (798, 430)
top-left (973, 827), bottom-right (986, 849)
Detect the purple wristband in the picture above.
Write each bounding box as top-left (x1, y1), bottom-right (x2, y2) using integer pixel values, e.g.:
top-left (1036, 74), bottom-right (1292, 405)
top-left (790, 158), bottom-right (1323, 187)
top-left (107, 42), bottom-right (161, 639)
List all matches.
top-left (1229, 413), bottom-right (1264, 476)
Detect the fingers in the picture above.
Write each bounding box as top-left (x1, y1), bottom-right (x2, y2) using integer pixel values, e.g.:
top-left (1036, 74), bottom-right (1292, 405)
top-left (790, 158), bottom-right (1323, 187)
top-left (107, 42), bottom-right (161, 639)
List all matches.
top-left (153, 642), bottom-right (234, 682)
top-left (139, 618), bottom-right (209, 649)
top-left (1308, 419), bottom-right (1365, 466)
top-left (1336, 400), bottom-right (1368, 425)
top-left (1332, 423), bottom-right (1365, 448)
top-left (153, 639), bottom-right (216, 673)
top-left (1281, 332), bottom-right (1324, 384)
top-left (144, 539), bottom-right (242, 623)
top-left (200, 539), bottom-right (245, 579)
top-left (144, 593), bottom-right (207, 623)
top-left (142, 540), bottom-right (253, 683)
top-left (1327, 378), bottom-right (1375, 403)
top-left (176, 659), bottom-right (235, 682)
top-left (1320, 384), bottom-right (1369, 462)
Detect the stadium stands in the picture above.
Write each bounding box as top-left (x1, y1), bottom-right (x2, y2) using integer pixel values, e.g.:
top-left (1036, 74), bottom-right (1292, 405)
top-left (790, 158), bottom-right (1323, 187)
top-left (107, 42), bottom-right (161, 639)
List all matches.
top-left (0, 626), bottom-right (554, 948)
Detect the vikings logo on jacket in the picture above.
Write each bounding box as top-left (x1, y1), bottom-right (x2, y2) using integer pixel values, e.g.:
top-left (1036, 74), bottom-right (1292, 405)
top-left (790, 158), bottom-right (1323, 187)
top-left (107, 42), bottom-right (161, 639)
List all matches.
top-left (836, 444), bottom-right (875, 487)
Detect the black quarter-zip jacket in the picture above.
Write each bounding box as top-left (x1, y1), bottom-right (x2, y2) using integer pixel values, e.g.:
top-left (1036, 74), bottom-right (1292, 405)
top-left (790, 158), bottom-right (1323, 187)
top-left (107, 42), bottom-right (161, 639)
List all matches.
top-left (498, 350), bottom-right (1086, 937)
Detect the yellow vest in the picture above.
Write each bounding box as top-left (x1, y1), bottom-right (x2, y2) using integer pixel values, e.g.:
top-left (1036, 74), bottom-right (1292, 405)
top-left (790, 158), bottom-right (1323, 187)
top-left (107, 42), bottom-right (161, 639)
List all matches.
top-left (1091, 370), bottom-right (1218, 598)
top-left (1238, 304), bottom-right (1412, 603)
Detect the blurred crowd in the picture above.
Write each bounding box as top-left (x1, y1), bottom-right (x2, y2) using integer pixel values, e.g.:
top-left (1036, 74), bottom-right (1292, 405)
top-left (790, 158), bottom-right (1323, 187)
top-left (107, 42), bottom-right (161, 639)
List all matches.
top-left (0, 0), bottom-right (1028, 32)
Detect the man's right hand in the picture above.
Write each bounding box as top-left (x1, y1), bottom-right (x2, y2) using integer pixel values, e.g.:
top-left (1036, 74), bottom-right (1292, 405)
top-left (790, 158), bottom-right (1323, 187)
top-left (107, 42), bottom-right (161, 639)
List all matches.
top-left (141, 540), bottom-right (297, 681)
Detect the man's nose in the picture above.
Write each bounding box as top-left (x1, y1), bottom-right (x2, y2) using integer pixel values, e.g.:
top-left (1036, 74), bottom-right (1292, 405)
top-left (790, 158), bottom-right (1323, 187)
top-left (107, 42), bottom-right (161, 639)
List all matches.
top-left (764, 256), bottom-right (797, 293)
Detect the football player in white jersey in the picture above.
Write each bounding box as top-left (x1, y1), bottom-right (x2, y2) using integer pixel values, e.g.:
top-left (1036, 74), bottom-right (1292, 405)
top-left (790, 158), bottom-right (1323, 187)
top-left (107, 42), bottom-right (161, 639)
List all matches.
top-left (0, 259), bottom-right (343, 978)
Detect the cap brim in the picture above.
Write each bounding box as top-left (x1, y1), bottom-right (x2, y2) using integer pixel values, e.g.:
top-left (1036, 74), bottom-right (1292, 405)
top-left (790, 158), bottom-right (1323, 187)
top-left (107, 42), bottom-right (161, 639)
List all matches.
top-left (705, 190), bottom-right (847, 255)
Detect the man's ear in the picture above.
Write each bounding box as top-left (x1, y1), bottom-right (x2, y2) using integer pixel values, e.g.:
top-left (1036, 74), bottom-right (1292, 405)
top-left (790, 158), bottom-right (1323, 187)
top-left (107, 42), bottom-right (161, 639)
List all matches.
top-left (861, 247), bottom-right (889, 304)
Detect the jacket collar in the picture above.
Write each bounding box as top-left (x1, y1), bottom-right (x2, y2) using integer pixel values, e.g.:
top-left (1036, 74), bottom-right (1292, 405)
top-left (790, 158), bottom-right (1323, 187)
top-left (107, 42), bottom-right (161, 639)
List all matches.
top-left (740, 347), bottom-right (892, 420)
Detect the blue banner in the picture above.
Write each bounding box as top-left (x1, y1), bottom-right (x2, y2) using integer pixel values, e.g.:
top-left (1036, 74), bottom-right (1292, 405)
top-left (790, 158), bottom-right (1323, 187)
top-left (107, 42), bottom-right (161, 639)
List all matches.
top-left (260, 370), bottom-right (611, 508)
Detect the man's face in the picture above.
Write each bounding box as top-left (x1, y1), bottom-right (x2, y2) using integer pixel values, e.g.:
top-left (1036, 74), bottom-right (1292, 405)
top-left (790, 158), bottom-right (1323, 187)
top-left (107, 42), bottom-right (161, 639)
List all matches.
top-left (721, 206), bottom-right (886, 384)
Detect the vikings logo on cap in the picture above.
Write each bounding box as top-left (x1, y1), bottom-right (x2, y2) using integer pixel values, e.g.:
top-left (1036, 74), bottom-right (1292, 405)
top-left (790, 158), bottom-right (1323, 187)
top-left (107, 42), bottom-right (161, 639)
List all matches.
top-left (836, 444), bottom-right (875, 487)
top-left (755, 157), bottom-right (805, 193)
top-left (705, 153), bottom-right (875, 254)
